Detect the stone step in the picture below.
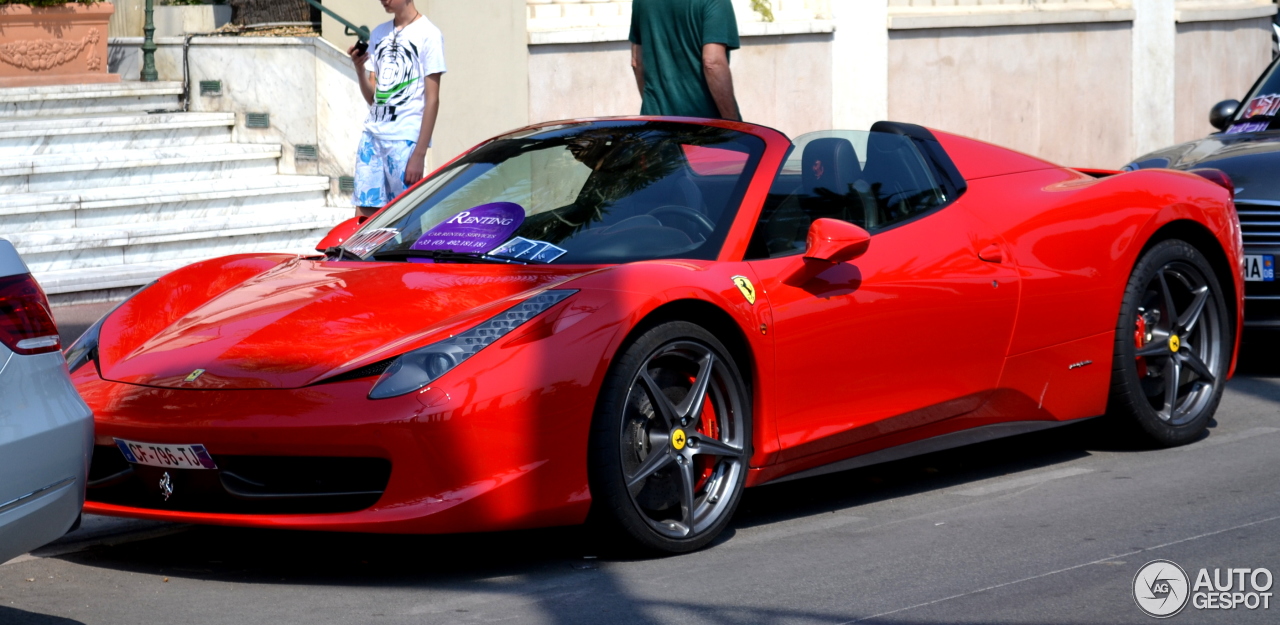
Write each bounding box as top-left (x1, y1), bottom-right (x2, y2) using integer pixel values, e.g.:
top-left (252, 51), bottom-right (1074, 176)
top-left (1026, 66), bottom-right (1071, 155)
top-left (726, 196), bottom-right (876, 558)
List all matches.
top-left (33, 229), bottom-right (331, 297)
top-left (0, 112), bottom-right (235, 156)
top-left (31, 225), bottom-right (340, 296)
top-left (0, 143), bottom-right (282, 194)
top-left (0, 175), bottom-right (332, 233)
top-left (8, 209), bottom-right (349, 256)
top-left (0, 82), bottom-right (184, 118)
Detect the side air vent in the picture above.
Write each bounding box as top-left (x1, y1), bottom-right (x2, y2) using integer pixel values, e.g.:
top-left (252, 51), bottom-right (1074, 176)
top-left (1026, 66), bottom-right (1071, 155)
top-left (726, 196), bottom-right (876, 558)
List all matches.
top-left (295, 144), bottom-right (319, 160)
top-left (338, 176), bottom-right (356, 192)
top-left (199, 80), bottom-right (222, 96)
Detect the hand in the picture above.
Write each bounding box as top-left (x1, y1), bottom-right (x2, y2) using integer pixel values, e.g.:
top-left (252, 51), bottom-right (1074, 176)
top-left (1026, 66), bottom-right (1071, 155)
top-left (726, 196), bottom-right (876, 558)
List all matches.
top-left (348, 44), bottom-right (369, 70)
top-left (403, 148), bottom-right (427, 186)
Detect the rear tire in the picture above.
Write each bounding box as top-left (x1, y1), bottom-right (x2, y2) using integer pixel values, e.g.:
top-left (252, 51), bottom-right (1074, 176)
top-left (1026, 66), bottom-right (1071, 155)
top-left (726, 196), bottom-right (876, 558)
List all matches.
top-left (1107, 239), bottom-right (1230, 447)
top-left (588, 321), bottom-right (751, 554)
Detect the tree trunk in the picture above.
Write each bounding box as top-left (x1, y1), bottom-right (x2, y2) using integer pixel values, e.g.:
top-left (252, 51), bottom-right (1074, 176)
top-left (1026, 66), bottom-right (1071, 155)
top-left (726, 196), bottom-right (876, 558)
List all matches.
top-left (229, 0), bottom-right (316, 26)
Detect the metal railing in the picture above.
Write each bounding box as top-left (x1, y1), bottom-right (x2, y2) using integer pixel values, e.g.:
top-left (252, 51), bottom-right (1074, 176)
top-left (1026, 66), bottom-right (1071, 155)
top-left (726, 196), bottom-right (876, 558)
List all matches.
top-left (303, 0), bottom-right (371, 42)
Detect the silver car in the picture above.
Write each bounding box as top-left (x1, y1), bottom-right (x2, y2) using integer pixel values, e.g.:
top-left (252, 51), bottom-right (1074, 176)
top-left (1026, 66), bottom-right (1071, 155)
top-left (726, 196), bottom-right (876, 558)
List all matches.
top-left (0, 239), bottom-right (93, 564)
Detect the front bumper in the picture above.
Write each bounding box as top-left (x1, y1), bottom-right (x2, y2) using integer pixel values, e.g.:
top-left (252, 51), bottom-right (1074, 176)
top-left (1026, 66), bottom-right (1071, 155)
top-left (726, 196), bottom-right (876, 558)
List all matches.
top-left (74, 358), bottom-right (598, 534)
top-left (1243, 246), bottom-right (1280, 328)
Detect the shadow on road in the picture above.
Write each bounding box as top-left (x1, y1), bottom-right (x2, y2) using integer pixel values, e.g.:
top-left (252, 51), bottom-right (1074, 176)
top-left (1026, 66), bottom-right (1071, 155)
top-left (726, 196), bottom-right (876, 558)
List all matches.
top-left (0, 606), bottom-right (86, 625)
top-left (58, 416), bottom-right (1123, 584)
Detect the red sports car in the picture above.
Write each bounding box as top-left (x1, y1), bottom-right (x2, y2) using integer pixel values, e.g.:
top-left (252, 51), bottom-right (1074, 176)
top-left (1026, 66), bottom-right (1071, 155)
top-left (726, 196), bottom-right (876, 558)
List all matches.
top-left (69, 118), bottom-right (1243, 553)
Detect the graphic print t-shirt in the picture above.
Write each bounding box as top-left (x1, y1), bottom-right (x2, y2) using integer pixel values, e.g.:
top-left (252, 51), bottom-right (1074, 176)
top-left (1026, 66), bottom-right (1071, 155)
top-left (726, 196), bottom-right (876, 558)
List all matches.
top-left (364, 17), bottom-right (447, 141)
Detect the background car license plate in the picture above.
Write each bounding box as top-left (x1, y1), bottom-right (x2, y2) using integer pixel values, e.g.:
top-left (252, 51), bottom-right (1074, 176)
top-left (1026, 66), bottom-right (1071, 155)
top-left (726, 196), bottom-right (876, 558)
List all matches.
top-left (114, 439), bottom-right (217, 470)
top-left (1244, 254), bottom-right (1275, 282)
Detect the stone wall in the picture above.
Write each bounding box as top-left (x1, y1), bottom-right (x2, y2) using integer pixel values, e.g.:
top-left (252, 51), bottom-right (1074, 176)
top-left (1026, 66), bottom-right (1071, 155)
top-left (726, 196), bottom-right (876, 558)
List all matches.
top-left (1175, 16), bottom-right (1275, 143)
top-left (888, 21), bottom-right (1134, 168)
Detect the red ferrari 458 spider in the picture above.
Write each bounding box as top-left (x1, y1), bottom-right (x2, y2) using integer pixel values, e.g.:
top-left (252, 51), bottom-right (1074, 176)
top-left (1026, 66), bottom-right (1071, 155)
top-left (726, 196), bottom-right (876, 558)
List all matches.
top-left (69, 118), bottom-right (1243, 553)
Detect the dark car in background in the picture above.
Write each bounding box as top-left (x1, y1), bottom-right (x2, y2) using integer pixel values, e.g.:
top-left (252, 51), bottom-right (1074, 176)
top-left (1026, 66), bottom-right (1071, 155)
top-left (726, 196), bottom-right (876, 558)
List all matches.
top-left (1127, 54), bottom-right (1280, 328)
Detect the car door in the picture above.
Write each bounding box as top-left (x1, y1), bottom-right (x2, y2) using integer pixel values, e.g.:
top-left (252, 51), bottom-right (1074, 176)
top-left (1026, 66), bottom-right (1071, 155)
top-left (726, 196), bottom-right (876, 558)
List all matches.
top-left (744, 131), bottom-right (1020, 462)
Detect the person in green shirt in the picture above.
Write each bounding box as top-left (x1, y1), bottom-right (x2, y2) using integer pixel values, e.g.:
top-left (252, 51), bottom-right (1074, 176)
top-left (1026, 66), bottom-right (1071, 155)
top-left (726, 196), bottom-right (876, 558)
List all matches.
top-left (629, 0), bottom-right (742, 121)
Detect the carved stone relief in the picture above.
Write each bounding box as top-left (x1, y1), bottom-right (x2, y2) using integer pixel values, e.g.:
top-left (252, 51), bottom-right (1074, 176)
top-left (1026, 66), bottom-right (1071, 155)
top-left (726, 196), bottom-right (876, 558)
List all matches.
top-left (0, 29), bottom-right (101, 72)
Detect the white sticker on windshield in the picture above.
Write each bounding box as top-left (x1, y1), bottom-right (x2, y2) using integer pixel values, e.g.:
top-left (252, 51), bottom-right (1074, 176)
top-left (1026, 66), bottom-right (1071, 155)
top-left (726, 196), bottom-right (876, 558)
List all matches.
top-left (489, 237), bottom-right (568, 263)
top-left (344, 228), bottom-right (400, 257)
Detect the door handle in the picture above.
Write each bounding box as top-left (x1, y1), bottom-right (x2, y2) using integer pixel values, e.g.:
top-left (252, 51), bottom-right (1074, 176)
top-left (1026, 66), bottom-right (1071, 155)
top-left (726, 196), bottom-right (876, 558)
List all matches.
top-left (978, 243), bottom-right (1004, 263)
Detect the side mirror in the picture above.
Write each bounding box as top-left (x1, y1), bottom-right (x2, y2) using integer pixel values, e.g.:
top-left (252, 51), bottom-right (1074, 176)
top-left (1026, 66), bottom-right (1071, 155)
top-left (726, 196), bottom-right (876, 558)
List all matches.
top-left (1209, 99), bottom-right (1240, 132)
top-left (315, 215), bottom-right (369, 252)
top-left (804, 218), bottom-right (870, 264)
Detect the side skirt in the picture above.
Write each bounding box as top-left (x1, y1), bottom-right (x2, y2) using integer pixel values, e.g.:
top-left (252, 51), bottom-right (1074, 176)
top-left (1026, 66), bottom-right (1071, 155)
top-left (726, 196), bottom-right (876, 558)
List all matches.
top-left (761, 418), bottom-right (1095, 486)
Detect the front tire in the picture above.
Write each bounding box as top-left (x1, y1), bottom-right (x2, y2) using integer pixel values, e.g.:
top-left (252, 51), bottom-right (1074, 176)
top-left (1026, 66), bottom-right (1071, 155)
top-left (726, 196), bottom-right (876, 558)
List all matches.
top-left (1107, 239), bottom-right (1230, 446)
top-left (588, 321), bottom-right (751, 554)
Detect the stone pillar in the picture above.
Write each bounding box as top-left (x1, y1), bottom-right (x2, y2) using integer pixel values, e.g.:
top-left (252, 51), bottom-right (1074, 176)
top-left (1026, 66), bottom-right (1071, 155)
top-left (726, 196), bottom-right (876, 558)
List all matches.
top-left (1132, 0), bottom-right (1176, 156)
top-left (830, 0), bottom-right (887, 131)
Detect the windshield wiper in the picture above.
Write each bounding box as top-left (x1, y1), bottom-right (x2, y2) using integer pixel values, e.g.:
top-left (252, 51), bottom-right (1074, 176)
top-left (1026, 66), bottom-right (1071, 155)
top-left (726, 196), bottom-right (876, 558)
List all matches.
top-left (370, 249), bottom-right (522, 264)
top-left (324, 246), bottom-right (365, 262)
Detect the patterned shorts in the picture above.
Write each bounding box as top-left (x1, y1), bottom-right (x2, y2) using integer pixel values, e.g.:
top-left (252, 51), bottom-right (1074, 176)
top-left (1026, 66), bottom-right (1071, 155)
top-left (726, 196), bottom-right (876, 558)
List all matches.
top-left (354, 131), bottom-right (418, 208)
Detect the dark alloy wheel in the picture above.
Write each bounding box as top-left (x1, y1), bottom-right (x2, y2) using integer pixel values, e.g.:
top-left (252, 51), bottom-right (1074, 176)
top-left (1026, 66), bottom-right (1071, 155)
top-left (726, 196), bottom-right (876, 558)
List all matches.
top-left (589, 321), bottom-right (750, 554)
top-left (1108, 239), bottom-right (1230, 446)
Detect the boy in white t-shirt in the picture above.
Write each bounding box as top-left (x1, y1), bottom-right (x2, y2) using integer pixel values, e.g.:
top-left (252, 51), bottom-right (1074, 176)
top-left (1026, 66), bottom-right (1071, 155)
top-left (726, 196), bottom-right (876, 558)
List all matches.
top-left (348, 0), bottom-right (446, 217)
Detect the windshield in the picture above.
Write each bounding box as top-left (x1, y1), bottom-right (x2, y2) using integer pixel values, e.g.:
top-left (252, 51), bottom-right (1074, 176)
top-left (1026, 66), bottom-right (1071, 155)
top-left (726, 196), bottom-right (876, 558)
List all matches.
top-left (350, 121), bottom-right (765, 264)
top-left (1229, 57), bottom-right (1280, 134)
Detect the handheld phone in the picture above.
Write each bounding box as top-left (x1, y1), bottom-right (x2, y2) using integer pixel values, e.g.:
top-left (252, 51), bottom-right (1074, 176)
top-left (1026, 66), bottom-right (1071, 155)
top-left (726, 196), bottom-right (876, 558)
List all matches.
top-left (354, 40), bottom-right (369, 55)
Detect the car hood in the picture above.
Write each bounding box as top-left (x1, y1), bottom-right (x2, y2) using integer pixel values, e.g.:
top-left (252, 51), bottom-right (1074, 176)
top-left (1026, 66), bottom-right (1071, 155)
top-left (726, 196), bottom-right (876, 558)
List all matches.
top-left (98, 257), bottom-right (594, 390)
top-left (1129, 131), bottom-right (1280, 202)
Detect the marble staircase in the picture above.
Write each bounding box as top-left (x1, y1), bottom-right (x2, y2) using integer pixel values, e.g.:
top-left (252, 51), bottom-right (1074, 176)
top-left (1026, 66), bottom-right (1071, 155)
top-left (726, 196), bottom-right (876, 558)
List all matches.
top-left (0, 82), bottom-right (348, 304)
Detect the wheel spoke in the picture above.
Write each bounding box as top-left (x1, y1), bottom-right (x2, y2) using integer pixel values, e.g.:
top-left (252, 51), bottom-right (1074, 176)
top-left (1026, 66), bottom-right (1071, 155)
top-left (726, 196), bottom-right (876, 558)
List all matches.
top-left (1161, 358), bottom-right (1182, 420)
top-left (638, 368), bottom-right (679, 429)
top-left (625, 447), bottom-right (673, 489)
top-left (1179, 348), bottom-right (1215, 384)
top-left (1136, 342), bottom-right (1170, 358)
top-left (1158, 271), bottom-right (1179, 330)
top-left (1177, 286), bottom-right (1209, 332)
top-left (689, 435), bottom-right (743, 458)
top-left (677, 458), bottom-right (697, 530)
top-left (675, 352), bottom-right (715, 425)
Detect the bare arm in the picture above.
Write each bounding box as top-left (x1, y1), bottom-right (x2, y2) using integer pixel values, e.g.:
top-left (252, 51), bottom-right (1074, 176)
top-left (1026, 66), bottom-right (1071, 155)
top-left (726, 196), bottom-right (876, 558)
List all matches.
top-left (701, 43), bottom-right (739, 121)
top-left (348, 44), bottom-right (375, 106)
top-left (631, 43), bottom-right (645, 97)
top-left (404, 73), bottom-right (443, 186)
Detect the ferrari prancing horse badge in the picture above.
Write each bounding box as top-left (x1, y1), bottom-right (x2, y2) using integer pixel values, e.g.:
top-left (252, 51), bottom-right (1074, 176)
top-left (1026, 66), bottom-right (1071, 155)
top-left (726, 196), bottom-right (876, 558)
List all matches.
top-left (732, 276), bottom-right (757, 305)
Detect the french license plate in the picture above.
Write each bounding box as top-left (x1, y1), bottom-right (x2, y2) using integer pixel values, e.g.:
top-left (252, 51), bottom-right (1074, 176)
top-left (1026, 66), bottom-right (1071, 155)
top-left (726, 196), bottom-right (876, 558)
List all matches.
top-left (114, 439), bottom-right (217, 470)
top-left (1244, 254), bottom-right (1275, 282)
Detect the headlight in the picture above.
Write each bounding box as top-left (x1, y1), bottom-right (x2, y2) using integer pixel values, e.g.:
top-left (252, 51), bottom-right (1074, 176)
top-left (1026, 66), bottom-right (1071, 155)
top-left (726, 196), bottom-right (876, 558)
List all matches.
top-left (64, 281), bottom-right (156, 375)
top-left (368, 290), bottom-right (575, 399)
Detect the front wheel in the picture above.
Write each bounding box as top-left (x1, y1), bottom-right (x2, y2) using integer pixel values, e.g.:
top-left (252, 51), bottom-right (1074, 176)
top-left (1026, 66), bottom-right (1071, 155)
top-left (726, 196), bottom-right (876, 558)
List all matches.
top-left (588, 321), bottom-right (751, 554)
top-left (1107, 239), bottom-right (1230, 446)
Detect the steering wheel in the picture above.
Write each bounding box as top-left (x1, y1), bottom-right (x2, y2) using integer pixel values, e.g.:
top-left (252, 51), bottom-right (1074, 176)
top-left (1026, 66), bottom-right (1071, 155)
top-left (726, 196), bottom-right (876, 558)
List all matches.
top-left (647, 205), bottom-right (716, 241)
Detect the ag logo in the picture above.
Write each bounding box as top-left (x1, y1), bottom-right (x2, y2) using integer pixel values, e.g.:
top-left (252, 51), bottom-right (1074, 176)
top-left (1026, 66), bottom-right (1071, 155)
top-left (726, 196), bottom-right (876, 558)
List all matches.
top-left (731, 276), bottom-right (757, 305)
top-left (1134, 559), bottom-right (1190, 618)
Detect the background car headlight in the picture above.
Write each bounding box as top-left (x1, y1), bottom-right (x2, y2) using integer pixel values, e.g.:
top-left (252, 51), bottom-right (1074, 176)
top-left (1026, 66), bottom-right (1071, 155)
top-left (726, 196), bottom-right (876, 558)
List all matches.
top-left (368, 290), bottom-right (576, 399)
top-left (64, 281), bottom-right (156, 375)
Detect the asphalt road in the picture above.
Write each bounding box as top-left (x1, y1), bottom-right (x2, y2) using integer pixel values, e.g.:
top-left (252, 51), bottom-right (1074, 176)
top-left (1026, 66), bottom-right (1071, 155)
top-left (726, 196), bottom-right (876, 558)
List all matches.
top-left (3, 311), bottom-right (1278, 624)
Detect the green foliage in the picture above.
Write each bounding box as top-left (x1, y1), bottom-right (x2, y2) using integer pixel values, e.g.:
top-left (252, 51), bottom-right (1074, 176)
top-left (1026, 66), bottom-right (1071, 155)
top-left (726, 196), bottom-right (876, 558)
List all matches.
top-left (750, 0), bottom-right (774, 23)
top-left (0, 0), bottom-right (103, 6)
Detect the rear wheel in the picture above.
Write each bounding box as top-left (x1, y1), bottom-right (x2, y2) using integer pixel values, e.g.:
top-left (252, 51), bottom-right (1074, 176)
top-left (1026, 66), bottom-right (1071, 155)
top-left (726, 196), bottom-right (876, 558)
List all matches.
top-left (588, 322), bottom-right (751, 554)
top-left (1108, 239), bottom-right (1230, 446)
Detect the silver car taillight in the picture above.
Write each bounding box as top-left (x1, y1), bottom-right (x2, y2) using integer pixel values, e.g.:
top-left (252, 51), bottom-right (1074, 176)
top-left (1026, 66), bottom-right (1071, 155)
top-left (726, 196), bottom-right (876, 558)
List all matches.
top-left (0, 273), bottom-right (60, 356)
